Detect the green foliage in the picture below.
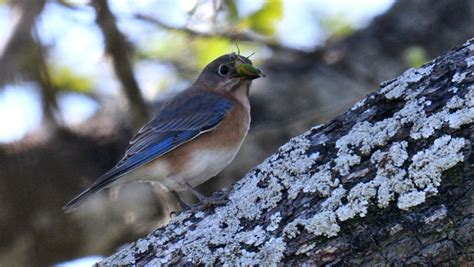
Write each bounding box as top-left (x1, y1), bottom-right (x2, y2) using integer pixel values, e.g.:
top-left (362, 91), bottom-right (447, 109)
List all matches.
top-left (138, 1), bottom-right (280, 72)
top-left (137, 33), bottom-right (231, 69)
top-left (320, 15), bottom-right (354, 39)
top-left (139, 31), bottom-right (258, 72)
top-left (194, 37), bottom-right (231, 68)
top-left (403, 46), bottom-right (428, 68)
top-left (139, 32), bottom-right (190, 61)
top-left (242, 0), bottom-right (283, 36)
top-left (49, 65), bottom-right (92, 93)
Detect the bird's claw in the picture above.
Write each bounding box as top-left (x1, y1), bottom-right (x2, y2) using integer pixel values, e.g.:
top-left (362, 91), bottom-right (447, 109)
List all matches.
top-left (169, 187), bottom-right (232, 217)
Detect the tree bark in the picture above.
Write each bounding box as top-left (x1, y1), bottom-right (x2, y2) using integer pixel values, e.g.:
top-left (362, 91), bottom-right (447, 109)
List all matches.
top-left (100, 39), bottom-right (474, 265)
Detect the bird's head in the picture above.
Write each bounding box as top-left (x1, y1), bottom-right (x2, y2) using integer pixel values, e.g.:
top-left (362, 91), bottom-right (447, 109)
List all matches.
top-left (194, 53), bottom-right (264, 93)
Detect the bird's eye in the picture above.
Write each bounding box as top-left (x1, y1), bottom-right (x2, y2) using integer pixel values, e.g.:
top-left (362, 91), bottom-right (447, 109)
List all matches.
top-left (218, 65), bottom-right (230, 76)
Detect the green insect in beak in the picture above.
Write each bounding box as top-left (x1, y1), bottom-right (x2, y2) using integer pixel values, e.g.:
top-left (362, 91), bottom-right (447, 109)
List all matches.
top-left (234, 60), bottom-right (265, 79)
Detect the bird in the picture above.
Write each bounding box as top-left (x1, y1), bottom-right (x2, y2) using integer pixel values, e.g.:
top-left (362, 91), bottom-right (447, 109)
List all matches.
top-left (64, 53), bottom-right (264, 212)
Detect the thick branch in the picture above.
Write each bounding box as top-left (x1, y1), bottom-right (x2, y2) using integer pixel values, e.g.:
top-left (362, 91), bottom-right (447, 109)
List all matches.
top-left (101, 39), bottom-right (474, 265)
top-left (92, 0), bottom-right (149, 125)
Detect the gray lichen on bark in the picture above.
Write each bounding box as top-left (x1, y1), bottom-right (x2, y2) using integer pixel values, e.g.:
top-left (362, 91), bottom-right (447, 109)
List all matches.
top-left (100, 39), bottom-right (474, 266)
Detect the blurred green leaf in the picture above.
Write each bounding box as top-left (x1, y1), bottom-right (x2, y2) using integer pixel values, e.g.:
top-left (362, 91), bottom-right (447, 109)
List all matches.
top-left (403, 46), bottom-right (428, 68)
top-left (320, 15), bottom-right (354, 39)
top-left (243, 0), bottom-right (283, 36)
top-left (195, 37), bottom-right (231, 69)
top-left (49, 65), bottom-right (92, 93)
top-left (138, 32), bottom-right (190, 60)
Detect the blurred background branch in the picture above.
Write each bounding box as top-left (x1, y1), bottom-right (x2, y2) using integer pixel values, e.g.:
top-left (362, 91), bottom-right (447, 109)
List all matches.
top-left (0, 0), bottom-right (45, 85)
top-left (34, 30), bottom-right (60, 129)
top-left (91, 0), bottom-right (149, 125)
top-left (134, 13), bottom-right (299, 53)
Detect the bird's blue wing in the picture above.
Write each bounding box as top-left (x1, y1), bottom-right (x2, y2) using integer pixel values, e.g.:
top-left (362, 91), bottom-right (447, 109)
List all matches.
top-left (102, 90), bottom-right (232, 184)
top-left (63, 90), bottom-right (233, 211)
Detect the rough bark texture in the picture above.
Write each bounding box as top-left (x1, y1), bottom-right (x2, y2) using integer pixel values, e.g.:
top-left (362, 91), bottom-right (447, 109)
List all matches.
top-left (101, 40), bottom-right (474, 265)
top-left (228, 0), bottom-right (474, 190)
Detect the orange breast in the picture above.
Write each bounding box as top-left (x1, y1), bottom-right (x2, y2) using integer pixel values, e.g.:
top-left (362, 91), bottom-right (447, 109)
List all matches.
top-left (162, 97), bottom-right (250, 176)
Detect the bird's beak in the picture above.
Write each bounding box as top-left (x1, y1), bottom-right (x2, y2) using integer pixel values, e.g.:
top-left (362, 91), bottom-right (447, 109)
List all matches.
top-left (233, 61), bottom-right (265, 80)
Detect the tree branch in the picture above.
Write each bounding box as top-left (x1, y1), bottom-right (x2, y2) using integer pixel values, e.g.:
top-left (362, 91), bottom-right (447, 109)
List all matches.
top-left (91, 0), bottom-right (149, 125)
top-left (0, 0), bottom-right (46, 85)
top-left (34, 33), bottom-right (60, 128)
top-left (0, 0), bottom-right (61, 127)
top-left (100, 39), bottom-right (474, 265)
top-left (134, 13), bottom-right (302, 54)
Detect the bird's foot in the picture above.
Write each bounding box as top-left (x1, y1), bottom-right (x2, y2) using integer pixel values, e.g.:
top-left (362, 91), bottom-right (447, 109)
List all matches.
top-left (169, 191), bottom-right (193, 218)
top-left (184, 187), bottom-right (231, 213)
top-left (169, 186), bottom-right (232, 217)
top-left (171, 191), bottom-right (191, 209)
top-left (201, 186), bottom-right (232, 207)
top-left (168, 200), bottom-right (207, 218)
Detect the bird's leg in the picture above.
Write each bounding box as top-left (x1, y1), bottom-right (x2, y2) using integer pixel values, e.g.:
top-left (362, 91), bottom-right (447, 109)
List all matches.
top-left (171, 191), bottom-right (191, 209)
top-left (170, 182), bottom-right (230, 216)
top-left (218, 185), bottom-right (233, 199)
top-left (170, 182), bottom-right (210, 215)
top-left (184, 182), bottom-right (208, 202)
top-left (185, 182), bottom-right (229, 207)
top-left (169, 190), bottom-right (196, 217)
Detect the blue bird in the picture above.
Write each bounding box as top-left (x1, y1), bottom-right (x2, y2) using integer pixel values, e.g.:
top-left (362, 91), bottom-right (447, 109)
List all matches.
top-left (64, 53), bottom-right (264, 212)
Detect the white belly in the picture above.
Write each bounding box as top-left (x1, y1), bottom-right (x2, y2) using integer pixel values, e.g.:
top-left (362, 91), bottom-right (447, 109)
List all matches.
top-left (117, 159), bottom-right (171, 186)
top-left (162, 148), bottom-right (240, 191)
